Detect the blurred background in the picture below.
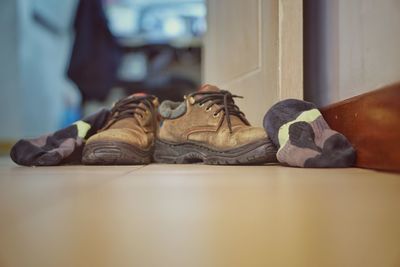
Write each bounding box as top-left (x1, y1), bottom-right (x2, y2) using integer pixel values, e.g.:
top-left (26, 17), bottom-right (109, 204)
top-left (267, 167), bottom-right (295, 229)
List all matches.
top-left (3, 0), bottom-right (399, 156)
top-left (0, 0), bottom-right (206, 145)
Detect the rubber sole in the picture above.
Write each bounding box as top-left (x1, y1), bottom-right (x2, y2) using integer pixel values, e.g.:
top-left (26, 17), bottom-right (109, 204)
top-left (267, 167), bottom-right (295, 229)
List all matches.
top-left (153, 138), bottom-right (278, 165)
top-left (82, 141), bottom-right (152, 165)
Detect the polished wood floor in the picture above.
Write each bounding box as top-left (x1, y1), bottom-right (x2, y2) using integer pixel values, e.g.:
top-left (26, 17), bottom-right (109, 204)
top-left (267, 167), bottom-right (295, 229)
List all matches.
top-left (0, 157), bottom-right (399, 267)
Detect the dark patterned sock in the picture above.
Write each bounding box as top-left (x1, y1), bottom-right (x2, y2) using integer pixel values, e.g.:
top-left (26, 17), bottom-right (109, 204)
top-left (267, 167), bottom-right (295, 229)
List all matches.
top-left (263, 99), bottom-right (356, 168)
top-left (10, 109), bottom-right (110, 166)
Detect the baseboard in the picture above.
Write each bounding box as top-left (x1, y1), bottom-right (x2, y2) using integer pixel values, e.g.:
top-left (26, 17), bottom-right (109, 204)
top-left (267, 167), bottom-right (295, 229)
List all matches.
top-left (0, 141), bottom-right (15, 156)
top-left (321, 82), bottom-right (400, 172)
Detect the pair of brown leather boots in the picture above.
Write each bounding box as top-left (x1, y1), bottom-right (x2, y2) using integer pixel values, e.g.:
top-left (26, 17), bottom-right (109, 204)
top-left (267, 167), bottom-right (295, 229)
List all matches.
top-left (82, 85), bottom-right (277, 165)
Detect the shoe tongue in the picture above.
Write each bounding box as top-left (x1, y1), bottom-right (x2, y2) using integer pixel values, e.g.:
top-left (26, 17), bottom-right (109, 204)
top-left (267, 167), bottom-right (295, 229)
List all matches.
top-left (105, 93), bottom-right (158, 130)
top-left (108, 102), bottom-right (153, 130)
top-left (193, 84), bottom-right (221, 101)
top-left (125, 93), bottom-right (159, 108)
top-left (199, 84), bottom-right (221, 92)
top-left (127, 92), bottom-right (147, 98)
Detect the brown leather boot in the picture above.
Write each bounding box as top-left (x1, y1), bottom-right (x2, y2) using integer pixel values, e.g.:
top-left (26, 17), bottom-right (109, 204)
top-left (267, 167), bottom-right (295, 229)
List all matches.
top-left (154, 85), bottom-right (277, 165)
top-left (82, 94), bottom-right (159, 165)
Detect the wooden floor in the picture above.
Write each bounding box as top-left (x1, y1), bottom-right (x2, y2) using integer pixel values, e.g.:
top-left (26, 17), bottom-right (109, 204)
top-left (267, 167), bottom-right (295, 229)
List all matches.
top-left (0, 157), bottom-right (400, 267)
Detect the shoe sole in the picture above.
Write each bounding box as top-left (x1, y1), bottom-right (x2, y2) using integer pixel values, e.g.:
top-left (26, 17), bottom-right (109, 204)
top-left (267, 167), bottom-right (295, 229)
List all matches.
top-left (153, 138), bottom-right (277, 165)
top-left (82, 141), bottom-right (152, 165)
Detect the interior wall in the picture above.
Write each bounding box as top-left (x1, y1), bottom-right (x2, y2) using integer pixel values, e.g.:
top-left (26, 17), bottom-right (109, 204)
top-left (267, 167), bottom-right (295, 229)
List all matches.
top-left (0, 1), bottom-right (22, 140)
top-left (304, 0), bottom-right (400, 107)
top-left (0, 0), bottom-right (79, 140)
top-left (18, 0), bottom-right (80, 138)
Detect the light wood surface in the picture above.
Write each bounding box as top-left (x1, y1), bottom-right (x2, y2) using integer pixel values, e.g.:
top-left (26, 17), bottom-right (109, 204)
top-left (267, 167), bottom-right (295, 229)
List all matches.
top-left (1, 157), bottom-right (400, 267)
top-left (204, 0), bottom-right (303, 126)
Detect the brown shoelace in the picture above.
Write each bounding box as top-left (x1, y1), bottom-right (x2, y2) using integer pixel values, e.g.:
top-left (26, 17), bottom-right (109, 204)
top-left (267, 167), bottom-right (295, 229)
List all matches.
top-left (104, 95), bottom-right (156, 129)
top-left (191, 90), bottom-right (250, 133)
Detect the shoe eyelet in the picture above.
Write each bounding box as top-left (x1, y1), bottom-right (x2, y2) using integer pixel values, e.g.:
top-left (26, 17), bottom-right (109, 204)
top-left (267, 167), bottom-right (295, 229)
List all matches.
top-left (205, 107), bottom-right (212, 112)
top-left (213, 113), bottom-right (219, 118)
top-left (198, 103), bottom-right (204, 107)
top-left (188, 97), bottom-right (195, 105)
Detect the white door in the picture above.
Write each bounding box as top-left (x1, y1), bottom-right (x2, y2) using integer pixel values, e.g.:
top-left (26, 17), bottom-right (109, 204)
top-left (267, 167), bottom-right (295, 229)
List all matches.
top-left (204, 0), bottom-right (303, 126)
